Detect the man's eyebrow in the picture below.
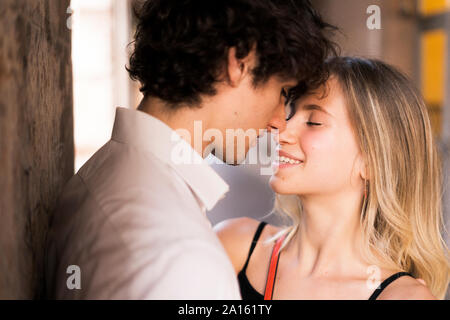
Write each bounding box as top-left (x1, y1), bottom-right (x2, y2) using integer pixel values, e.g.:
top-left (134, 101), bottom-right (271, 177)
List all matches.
top-left (298, 103), bottom-right (334, 118)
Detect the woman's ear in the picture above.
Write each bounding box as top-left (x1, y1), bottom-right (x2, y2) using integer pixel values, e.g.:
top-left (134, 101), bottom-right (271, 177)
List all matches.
top-left (356, 154), bottom-right (369, 181)
top-left (360, 160), bottom-right (369, 181)
top-left (226, 47), bottom-right (255, 87)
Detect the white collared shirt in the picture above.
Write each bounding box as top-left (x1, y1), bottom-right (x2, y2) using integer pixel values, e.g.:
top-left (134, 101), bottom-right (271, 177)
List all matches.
top-left (45, 107), bottom-right (241, 299)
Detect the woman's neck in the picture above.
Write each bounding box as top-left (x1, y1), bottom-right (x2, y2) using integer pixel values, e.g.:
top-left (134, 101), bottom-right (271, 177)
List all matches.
top-left (287, 190), bottom-right (367, 279)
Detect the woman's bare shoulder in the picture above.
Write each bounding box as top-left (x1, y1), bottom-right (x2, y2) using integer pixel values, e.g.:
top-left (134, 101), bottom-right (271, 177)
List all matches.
top-left (214, 217), bottom-right (278, 273)
top-left (377, 275), bottom-right (437, 300)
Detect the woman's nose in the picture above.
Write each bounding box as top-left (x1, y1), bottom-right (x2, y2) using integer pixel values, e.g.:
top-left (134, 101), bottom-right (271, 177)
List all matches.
top-left (278, 121), bottom-right (297, 145)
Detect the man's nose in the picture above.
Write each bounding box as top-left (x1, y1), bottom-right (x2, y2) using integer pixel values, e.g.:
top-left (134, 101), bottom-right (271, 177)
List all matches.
top-left (266, 103), bottom-right (287, 134)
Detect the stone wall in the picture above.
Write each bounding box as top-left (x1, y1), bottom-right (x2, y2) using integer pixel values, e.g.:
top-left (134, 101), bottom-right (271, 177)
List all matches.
top-left (0, 0), bottom-right (73, 299)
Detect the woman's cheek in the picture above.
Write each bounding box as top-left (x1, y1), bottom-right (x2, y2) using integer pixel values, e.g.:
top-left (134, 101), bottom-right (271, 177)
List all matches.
top-left (306, 131), bottom-right (343, 178)
top-left (302, 130), bottom-right (336, 158)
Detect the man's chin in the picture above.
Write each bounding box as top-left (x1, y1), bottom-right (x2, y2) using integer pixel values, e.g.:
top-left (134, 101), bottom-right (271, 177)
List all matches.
top-left (211, 148), bottom-right (247, 166)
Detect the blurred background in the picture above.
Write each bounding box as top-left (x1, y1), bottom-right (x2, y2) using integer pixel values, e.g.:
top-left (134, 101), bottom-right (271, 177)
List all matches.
top-left (0, 0), bottom-right (449, 299)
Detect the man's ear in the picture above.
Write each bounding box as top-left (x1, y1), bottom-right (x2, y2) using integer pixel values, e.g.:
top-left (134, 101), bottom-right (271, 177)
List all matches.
top-left (226, 47), bottom-right (254, 87)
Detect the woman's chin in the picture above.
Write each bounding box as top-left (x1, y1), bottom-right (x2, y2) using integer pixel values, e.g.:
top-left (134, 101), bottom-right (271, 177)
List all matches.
top-left (269, 176), bottom-right (310, 196)
top-left (269, 176), bottom-right (293, 194)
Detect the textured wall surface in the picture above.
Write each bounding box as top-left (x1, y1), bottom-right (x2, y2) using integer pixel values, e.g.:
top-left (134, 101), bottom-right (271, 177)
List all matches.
top-left (0, 0), bottom-right (73, 299)
top-left (315, 0), bottom-right (418, 78)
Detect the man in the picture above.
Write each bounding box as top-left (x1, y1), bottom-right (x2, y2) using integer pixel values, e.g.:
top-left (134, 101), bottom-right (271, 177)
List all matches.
top-left (45, 0), bottom-right (337, 299)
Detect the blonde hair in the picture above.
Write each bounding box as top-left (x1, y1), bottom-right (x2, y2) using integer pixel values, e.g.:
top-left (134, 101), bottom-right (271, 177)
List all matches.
top-left (269, 57), bottom-right (450, 299)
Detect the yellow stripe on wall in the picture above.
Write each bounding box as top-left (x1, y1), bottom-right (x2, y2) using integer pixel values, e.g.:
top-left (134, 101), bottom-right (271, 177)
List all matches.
top-left (421, 30), bottom-right (446, 137)
top-left (420, 0), bottom-right (450, 15)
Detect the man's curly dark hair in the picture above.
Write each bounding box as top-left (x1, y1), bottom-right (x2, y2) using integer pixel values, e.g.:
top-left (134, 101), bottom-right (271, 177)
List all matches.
top-left (127, 0), bottom-right (338, 108)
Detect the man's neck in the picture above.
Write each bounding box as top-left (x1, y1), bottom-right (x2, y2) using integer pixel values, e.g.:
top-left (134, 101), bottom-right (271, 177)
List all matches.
top-left (137, 97), bottom-right (214, 159)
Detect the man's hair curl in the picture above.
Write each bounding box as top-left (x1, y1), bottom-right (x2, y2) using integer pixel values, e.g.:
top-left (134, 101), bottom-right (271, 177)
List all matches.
top-left (127, 0), bottom-right (339, 108)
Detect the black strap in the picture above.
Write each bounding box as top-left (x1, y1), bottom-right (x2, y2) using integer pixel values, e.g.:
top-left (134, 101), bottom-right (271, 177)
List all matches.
top-left (368, 272), bottom-right (413, 300)
top-left (241, 221), bottom-right (267, 272)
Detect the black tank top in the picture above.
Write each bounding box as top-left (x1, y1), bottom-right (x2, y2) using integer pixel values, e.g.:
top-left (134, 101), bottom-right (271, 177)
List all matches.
top-left (237, 221), bottom-right (414, 300)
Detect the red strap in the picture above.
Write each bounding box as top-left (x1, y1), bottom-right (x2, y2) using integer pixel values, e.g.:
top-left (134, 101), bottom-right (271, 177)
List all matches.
top-left (264, 234), bottom-right (286, 300)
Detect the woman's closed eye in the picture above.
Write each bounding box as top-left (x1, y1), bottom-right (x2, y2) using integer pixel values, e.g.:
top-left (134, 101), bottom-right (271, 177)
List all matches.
top-left (307, 121), bottom-right (322, 126)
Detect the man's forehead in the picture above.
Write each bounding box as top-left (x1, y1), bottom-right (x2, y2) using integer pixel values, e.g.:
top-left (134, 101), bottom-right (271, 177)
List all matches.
top-left (295, 85), bottom-right (328, 104)
top-left (275, 76), bottom-right (298, 87)
top-left (285, 79), bottom-right (299, 87)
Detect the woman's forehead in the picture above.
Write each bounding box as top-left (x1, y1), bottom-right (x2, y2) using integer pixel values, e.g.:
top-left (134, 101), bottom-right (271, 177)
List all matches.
top-left (294, 78), bottom-right (352, 123)
top-left (296, 79), bottom-right (343, 107)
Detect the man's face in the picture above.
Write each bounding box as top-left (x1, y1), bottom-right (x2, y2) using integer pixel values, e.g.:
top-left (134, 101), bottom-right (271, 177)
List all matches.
top-left (211, 75), bottom-right (298, 165)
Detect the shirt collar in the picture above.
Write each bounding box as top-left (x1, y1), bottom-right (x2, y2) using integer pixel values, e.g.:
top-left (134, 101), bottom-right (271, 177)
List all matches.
top-left (111, 107), bottom-right (229, 211)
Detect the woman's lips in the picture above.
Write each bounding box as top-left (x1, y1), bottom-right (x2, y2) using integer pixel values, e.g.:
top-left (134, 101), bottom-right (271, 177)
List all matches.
top-left (277, 150), bottom-right (304, 162)
top-left (272, 160), bottom-right (303, 170)
top-left (272, 149), bottom-right (304, 170)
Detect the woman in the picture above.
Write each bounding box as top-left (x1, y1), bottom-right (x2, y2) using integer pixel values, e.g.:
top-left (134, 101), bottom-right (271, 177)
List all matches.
top-left (214, 57), bottom-right (449, 300)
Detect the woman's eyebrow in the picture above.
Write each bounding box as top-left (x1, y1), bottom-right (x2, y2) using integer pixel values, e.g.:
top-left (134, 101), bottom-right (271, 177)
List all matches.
top-left (299, 103), bottom-right (334, 118)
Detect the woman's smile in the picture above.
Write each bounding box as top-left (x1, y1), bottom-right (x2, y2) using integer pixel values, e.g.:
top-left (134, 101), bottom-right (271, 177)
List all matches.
top-left (272, 149), bottom-right (304, 170)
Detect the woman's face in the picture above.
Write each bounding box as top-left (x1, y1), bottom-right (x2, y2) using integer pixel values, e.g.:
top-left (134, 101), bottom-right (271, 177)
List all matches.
top-left (270, 77), bottom-right (365, 197)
